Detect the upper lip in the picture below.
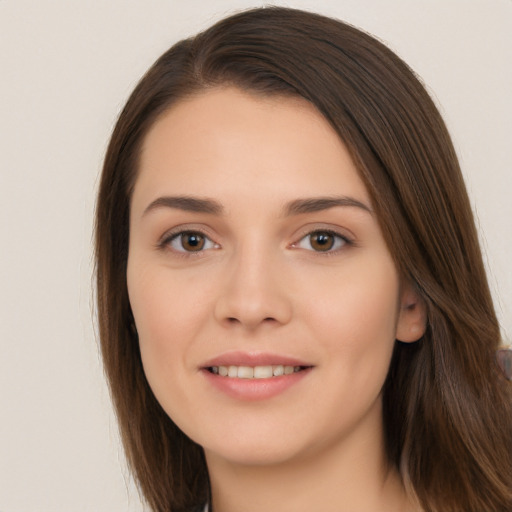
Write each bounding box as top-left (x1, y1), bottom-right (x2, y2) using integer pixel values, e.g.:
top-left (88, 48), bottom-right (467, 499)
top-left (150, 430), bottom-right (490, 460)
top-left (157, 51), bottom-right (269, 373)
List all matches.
top-left (201, 351), bottom-right (312, 368)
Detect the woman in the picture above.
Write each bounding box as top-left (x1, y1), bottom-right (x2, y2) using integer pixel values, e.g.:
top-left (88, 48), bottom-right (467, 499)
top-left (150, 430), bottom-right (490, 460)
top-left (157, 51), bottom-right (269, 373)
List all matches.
top-left (95, 7), bottom-right (512, 512)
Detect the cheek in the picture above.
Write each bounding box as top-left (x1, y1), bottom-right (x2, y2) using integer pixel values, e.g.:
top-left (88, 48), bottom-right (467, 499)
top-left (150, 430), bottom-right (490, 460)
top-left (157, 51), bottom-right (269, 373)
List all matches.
top-left (126, 266), bottom-right (201, 426)
top-left (303, 255), bottom-right (399, 334)
top-left (302, 261), bottom-right (400, 380)
top-left (126, 260), bottom-right (216, 381)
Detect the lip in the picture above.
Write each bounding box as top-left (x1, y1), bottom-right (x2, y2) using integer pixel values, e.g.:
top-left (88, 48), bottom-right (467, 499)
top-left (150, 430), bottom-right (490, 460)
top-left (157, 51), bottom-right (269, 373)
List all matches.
top-left (201, 350), bottom-right (311, 368)
top-left (200, 351), bottom-right (313, 401)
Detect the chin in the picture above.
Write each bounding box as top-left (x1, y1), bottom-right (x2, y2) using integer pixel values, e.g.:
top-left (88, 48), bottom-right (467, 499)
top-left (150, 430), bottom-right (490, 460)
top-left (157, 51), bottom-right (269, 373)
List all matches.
top-left (197, 422), bottom-right (322, 469)
top-left (204, 441), bottom-right (303, 468)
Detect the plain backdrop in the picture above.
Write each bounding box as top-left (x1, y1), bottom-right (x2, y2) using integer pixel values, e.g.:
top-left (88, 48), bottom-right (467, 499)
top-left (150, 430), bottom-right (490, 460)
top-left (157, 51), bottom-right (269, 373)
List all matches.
top-left (0, 1), bottom-right (510, 510)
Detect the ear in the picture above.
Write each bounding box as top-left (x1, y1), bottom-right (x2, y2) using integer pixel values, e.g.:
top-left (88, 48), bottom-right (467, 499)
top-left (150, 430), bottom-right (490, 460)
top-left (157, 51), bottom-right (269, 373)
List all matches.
top-left (395, 281), bottom-right (427, 343)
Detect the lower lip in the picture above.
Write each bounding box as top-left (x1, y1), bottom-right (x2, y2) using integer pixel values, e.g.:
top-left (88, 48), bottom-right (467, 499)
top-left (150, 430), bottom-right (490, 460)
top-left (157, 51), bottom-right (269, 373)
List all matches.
top-left (201, 368), bottom-right (312, 401)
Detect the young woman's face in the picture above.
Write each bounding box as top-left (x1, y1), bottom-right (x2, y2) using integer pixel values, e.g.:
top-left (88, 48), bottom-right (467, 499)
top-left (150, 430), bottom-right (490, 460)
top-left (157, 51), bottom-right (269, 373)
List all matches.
top-left (127, 87), bottom-right (422, 467)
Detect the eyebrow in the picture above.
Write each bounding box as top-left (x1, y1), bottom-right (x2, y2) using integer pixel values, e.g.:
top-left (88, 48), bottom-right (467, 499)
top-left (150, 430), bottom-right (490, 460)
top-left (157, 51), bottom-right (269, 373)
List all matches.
top-left (142, 195), bottom-right (372, 217)
top-left (143, 196), bottom-right (223, 216)
top-left (283, 196), bottom-right (372, 216)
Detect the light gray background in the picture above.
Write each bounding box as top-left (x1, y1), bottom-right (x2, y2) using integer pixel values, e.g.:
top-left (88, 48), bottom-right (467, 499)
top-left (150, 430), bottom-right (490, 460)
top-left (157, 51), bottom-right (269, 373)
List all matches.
top-left (1, 1), bottom-right (510, 510)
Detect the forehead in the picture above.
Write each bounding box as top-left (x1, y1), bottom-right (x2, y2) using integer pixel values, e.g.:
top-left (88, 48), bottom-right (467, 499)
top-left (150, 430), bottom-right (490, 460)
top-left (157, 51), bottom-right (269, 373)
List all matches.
top-left (133, 87), bottom-right (370, 211)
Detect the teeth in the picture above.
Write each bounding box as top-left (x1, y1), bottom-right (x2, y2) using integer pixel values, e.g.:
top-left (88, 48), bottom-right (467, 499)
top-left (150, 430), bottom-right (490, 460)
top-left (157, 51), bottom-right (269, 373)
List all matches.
top-left (273, 365), bottom-right (284, 376)
top-left (253, 365), bottom-right (273, 378)
top-left (237, 366), bottom-right (254, 379)
top-left (210, 365), bottom-right (303, 378)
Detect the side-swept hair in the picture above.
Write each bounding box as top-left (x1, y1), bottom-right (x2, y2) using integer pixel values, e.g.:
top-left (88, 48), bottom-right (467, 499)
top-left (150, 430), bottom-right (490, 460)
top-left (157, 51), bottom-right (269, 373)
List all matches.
top-left (95, 7), bottom-right (512, 511)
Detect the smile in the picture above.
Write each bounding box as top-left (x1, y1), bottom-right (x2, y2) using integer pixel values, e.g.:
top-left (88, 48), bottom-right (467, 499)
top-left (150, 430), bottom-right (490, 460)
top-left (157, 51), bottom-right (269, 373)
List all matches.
top-left (209, 365), bottom-right (306, 378)
top-left (201, 352), bottom-right (313, 399)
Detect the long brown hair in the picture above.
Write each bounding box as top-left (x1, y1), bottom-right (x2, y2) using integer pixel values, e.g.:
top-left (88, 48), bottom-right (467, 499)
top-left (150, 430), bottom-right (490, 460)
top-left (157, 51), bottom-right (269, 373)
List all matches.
top-left (95, 7), bottom-right (512, 511)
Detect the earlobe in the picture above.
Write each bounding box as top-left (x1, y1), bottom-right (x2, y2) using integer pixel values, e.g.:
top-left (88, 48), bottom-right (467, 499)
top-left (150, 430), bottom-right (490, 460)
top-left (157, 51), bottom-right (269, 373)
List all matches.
top-left (395, 283), bottom-right (427, 343)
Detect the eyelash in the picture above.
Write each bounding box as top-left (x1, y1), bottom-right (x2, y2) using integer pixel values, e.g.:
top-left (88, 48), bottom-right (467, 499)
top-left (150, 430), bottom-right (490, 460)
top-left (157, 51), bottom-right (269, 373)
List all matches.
top-left (158, 229), bottom-right (219, 256)
top-left (293, 229), bottom-right (353, 255)
top-left (158, 228), bottom-right (353, 257)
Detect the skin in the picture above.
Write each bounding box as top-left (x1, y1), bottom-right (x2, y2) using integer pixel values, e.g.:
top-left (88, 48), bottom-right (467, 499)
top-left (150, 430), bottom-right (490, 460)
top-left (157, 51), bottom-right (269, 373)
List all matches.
top-left (127, 87), bottom-right (426, 512)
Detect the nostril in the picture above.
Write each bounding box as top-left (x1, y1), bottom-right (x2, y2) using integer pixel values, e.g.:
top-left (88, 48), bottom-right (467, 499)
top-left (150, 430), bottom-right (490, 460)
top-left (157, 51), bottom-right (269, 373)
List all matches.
top-left (225, 316), bottom-right (277, 326)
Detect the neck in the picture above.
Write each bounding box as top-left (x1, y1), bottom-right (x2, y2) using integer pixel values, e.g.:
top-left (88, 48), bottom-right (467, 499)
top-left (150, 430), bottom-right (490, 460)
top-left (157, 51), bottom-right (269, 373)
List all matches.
top-left (205, 414), bottom-right (418, 512)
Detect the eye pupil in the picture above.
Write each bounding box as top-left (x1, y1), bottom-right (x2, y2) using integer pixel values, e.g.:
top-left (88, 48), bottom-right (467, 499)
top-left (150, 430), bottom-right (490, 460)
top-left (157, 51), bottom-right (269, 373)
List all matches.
top-left (181, 232), bottom-right (205, 251)
top-left (311, 232), bottom-right (334, 251)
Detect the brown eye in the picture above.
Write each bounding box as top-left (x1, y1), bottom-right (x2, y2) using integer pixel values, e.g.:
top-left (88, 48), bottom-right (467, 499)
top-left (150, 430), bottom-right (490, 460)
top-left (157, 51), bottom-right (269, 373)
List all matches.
top-left (180, 232), bottom-right (205, 251)
top-left (167, 231), bottom-right (217, 253)
top-left (295, 230), bottom-right (349, 253)
top-left (310, 232), bottom-right (335, 251)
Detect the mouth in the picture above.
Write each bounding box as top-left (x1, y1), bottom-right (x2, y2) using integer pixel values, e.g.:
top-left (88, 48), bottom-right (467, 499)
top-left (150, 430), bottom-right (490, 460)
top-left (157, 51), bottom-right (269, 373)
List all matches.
top-left (207, 364), bottom-right (311, 379)
top-left (200, 352), bottom-right (313, 399)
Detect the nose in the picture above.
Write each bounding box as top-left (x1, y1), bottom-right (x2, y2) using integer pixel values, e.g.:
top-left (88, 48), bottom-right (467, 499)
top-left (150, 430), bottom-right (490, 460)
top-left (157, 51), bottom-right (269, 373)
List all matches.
top-left (214, 245), bottom-right (293, 330)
